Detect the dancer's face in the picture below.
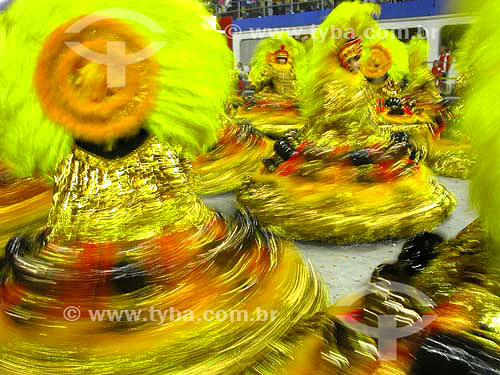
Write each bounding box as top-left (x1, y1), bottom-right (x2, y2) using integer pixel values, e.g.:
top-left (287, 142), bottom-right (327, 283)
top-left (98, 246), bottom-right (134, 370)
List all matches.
top-left (277, 57), bottom-right (288, 65)
top-left (347, 56), bottom-right (360, 73)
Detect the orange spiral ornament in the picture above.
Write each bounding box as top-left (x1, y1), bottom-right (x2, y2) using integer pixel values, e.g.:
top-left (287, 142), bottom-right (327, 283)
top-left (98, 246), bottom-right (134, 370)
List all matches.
top-left (361, 45), bottom-right (393, 80)
top-left (34, 17), bottom-right (160, 143)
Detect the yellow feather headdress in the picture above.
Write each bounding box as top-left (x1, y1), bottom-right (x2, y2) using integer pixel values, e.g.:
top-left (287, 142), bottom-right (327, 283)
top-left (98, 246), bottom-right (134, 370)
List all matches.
top-left (0, 0), bottom-right (233, 177)
top-left (300, 1), bottom-right (380, 118)
top-left (462, 0), bottom-right (500, 265)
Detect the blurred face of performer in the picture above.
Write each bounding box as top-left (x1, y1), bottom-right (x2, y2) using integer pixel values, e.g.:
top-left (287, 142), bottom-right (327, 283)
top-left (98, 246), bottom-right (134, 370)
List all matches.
top-left (347, 55), bottom-right (361, 73)
top-left (277, 57), bottom-right (288, 65)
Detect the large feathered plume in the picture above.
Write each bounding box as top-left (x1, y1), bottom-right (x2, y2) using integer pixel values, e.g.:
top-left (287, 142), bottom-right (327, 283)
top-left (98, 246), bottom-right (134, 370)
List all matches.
top-left (300, 1), bottom-right (380, 118)
top-left (462, 0), bottom-right (500, 263)
top-left (0, 0), bottom-right (233, 177)
top-left (407, 34), bottom-right (429, 74)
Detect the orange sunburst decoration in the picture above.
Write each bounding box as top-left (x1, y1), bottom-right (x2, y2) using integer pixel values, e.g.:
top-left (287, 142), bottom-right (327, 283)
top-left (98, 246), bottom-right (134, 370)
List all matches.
top-left (34, 17), bottom-right (160, 143)
top-left (361, 44), bottom-right (393, 79)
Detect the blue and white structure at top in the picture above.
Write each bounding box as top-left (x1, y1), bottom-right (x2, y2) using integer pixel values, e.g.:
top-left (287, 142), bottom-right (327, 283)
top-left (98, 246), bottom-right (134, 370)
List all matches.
top-left (231, 0), bottom-right (472, 79)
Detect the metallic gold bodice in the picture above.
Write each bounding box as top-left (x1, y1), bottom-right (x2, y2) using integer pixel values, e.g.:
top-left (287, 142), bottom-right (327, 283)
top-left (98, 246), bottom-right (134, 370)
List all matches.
top-left (48, 136), bottom-right (213, 244)
top-left (256, 63), bottom-right (297, 98)
top-left (300, 76), bottom-right (386, 149)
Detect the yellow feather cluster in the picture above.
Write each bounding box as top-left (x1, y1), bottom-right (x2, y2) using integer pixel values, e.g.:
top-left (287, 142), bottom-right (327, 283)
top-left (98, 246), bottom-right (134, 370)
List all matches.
top-left (407, 35), bottom-right (429, 74)
top-left (0, 0), bottom-right (233, 177)
top-left (462, 0), bottom-right (500, 264)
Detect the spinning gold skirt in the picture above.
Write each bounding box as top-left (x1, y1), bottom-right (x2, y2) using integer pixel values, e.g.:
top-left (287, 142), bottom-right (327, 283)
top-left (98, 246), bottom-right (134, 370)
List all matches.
top-left (193, 124), bottom-right (272, 195)
top-left (0, 212), bottom-right (340, 374)
top-left (236, 162), bottom-right (455, 244)
top-left (234, 93), bottom-right (305, 138)
top-left (376, 113), bottom-right (476, 179)
top-left (425, 139), bottom-right (476, 180)
top-left (363, 221), bottom-right (500, 373)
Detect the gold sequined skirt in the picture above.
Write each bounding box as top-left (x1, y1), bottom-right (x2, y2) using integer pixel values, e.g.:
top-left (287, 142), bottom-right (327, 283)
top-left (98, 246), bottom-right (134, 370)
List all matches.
top-left (234, 93), bottom-right (305, 138)
top-left (192, 124), bottom-right (272, 195)
top-left (0, 211), bottom-right (342, 374)
top-left (425, 139), bottom-right (476, 180)
top-left (377, 118), bottom-right (476, 179)
top-left (366, 221), bottom-right (500, 372)
top-left (236, 166), bottom-right (455, 244)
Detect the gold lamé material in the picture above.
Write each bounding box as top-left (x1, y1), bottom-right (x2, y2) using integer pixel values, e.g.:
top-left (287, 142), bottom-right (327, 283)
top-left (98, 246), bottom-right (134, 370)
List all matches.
top-left (402, 67), bottom-right (443, 113)
top-left (371, 220), bottom-right (500, 368)
top-left (300, 78), bottom-right (385, 150)
top-left (414, 221), bottom-right (488, 298)
top-left (369, 77), bottom-right (402, 99)
top-left (367, 77), bottom-right (437, 161)
top-left (431, 71), bottom-right (476, 178)
top-left (236, 72), bottom-right (455, 244)
top-left (410, 221), bottom-right (500, 350)
top-left (253, 63), bottom-right (297, 98)
top-left (367, 71), bottom-right (476, 179)
top-left (237, 164), bottom-right (454, 244)
top-left (0, 166), bottom-right (52, 254)
top-left (412, 221), bottom-right (499, 325)
top-left (235, 63), bottom-right (305, 137)
top-left (425, 140), bottom-right (476, 179)
top-left (0, 218), bottom-right (332, 374)
top-left (192, 121), bottom-right (272, 195)
top-left (367, 80), bottom-right (435, 173)
top-left (48, 137), bottom-right (214, 244)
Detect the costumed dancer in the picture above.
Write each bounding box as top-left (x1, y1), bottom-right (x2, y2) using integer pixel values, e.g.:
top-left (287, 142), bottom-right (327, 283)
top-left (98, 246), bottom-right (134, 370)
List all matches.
top-left (403, 35), bottom-right (476, 179)
top-left (236, 2), bottom-right (455, 244)
top-left (235, 33), bottom-right (307, 138)
top-left (0, 1), bottom-right (391, 373)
